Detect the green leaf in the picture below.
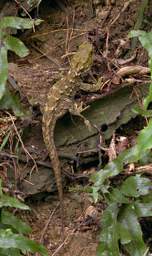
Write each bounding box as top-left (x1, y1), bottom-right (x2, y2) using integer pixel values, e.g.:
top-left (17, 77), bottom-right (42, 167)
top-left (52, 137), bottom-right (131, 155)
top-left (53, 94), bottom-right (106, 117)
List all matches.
top-left (141, 194), bottom-right (152, 203)
top-left (108, 188), bottom-right (129, 204)
top-left (143, 82), bottom-right (152, 110)
top-left (132, 105), bottom-right (152, 117)
top-left (0, 131), bottom-right (11, 151)
top-left (0, 179), bottom-right (2, 196)
top-left (91, 118), bottom-right (152, 199)
top-left (149, 58), bottom-right (152, 80)
top-left (92, 187), bottom-right (99, 203)
top-left (91, 145), bottom-right (139, 200)
top-left (120, 175), bottom-right (151, 198)
top-left (137, 118), bottom-right (152, 151)
top-left (134, 201), bottom-right (152, 217)
top-left (143, 84), bottom-right (152, 110)
top-left (0, 248), bottom-right (21, 256)
top-left (129, 30), bottom-right (152, 110)
top-left (129, 30), bottom-right (152, 58)
top-left (0, 229), bottom-right (48, 256)
top-left (0, 46), bottom-right (8, 99)
top-left (119, 205), bottom-right (147, 256)
top-left (97, 203), bottom-right (120, 256)
top-left (0, 87), bottom-right (30, 117)
top-left (91, 157), bottom-right (124, 201)
top-left (0, 17), bottom-right (42, 30)
top-left (138, 150), bottom-right (152, 165)
top-left (0, 194), bottom-right (30, 210)
top-left (0, 183), bottom-right (2, 199)
top-left (4, 36), bottom-right (29, 57)
top-left (1, 210), bottom-right (31, 234)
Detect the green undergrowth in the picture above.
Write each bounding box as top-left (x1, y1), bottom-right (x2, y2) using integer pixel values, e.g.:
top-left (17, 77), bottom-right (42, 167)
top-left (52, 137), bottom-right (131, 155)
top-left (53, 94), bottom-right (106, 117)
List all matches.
top-left (0, 179), bottom-right (48, 255)
top-left (0, 16), bottom-right (43, 152)
top-left (0, 16), bottom-right (42, 116)
top-left (92, 30), bottom-right (152, 256)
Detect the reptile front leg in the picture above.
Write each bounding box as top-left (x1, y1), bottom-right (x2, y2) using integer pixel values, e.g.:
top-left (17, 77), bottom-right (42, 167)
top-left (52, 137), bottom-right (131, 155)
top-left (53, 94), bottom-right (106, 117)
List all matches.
top-left (70, 77), bottom-right (103, 129)
top-left (79, 77), bottom-right (103, 92)
top-left (69, 102), bottom-right (92, 131)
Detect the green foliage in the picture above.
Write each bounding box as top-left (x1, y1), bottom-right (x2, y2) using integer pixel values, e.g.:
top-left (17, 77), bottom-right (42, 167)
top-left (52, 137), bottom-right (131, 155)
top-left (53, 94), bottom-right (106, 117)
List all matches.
top-left (0, 130), bottom-right (11, 151)
top-left (0, 87), bottom-right (29, 117)
top-left (0, 16), bottom-right (42, 116)
top-left (0, 46), bottom-right (8, 99)
top-left (0, 179), bottom-right (48, 256)
top-left (93, 30), bottom-right (152, 256)
top-left (129, 30), bottom-right (152, 111)
top-left (96, 175), bottom-right (152, 256)
top-left (0, 17), bottom-right (42, 30)
top-left (129, 30), bottom-right (152, 59)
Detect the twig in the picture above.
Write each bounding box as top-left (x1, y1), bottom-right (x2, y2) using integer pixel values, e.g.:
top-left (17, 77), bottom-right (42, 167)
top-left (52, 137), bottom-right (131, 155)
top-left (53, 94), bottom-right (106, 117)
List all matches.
top-left (135, 164), bottom-right (152, 175)
top-left (6, 112), bottom-right (38, 174)
top-left (9, 133), bottom-right (18, 186)
top-left (110, 0), bottom-right (134, 26)
top-left (28, 28), bottom-right (88, 40)
top-left (14, 0), bottom-right (31, 18)
top-left (69, 10), bottom-right (76, 45)
top-left (39, 203), bottom-right (59, 244)
top-left (65, 16), bottom-right (70, 55)
top-left (30, 43), bottom-right (61, 68)
top-left (52, 229), bottom-right (75, 256)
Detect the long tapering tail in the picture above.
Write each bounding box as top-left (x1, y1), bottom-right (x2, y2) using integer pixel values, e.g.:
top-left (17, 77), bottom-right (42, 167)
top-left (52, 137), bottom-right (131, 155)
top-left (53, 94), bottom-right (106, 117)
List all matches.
top-left (42, 116), bottom-right (64, 238)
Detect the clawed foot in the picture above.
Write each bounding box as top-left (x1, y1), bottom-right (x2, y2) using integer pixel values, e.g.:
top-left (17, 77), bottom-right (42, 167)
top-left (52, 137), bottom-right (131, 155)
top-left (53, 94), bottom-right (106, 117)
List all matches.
top-left (70, 102), bottom-right (92, 131)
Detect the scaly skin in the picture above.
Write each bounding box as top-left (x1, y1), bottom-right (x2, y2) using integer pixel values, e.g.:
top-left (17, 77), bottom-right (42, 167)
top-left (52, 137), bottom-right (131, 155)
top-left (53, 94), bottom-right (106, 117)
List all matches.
top-left (42, 42), bottom-right (93, 232)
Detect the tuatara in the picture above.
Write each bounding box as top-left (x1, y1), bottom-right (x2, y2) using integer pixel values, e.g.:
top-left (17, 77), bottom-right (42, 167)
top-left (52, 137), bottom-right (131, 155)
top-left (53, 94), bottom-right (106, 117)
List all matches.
top-left (42, 42), bottom-right (101, 232)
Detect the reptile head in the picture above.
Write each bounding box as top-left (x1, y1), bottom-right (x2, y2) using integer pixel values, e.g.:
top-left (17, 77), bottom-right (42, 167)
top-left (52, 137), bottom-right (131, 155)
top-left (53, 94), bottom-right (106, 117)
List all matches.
top-left (71, 42), bottom-right (93, 74)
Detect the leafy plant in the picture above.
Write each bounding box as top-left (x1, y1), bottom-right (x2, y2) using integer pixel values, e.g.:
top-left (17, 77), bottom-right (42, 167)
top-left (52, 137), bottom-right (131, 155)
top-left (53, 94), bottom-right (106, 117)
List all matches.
top-left (0, 16), bottom-right (42, 116)
top-left (96, 175), bottom-right (152, 256)
top-left (0, 179), bottom-right (48, 256)
top-left (92, 30), bottom-right (152, 256)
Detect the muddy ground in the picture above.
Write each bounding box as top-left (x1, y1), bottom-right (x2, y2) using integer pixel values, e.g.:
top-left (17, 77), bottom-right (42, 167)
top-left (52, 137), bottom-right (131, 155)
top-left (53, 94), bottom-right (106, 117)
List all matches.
top-left (0, 0), bottom-right (152, 255)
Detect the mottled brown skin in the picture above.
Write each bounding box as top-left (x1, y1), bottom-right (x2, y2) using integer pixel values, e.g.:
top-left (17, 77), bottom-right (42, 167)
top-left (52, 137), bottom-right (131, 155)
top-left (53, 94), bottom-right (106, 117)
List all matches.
top-left (42, 42), bottom-right (93, 229)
